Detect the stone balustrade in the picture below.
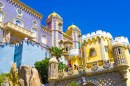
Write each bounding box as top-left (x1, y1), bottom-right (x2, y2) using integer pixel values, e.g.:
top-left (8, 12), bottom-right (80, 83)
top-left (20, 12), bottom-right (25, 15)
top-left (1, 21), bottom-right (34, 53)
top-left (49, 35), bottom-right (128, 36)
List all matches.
top-left (57, 59), bottom-right (115, 79)
top-left (4, 21), bottom-right (34, 39)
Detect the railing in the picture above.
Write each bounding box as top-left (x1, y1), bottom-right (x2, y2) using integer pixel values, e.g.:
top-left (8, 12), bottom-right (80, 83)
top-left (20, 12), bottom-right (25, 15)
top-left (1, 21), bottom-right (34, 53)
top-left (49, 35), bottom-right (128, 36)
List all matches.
top-left (4, 21), bottom-right (33, 38)
top-left (58, 59), bottom-right (115, 78)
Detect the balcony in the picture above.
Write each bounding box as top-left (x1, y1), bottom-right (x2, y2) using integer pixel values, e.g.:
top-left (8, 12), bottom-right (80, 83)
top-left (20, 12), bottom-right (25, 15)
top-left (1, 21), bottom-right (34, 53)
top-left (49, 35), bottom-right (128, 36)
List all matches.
top-left (4, 21), bottom-right (34, 39)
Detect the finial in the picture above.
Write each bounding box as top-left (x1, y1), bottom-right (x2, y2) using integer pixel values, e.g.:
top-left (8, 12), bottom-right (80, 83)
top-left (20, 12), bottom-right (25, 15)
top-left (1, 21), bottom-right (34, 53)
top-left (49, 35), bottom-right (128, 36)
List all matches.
top-left (72, 23), bottom-right (73, 25)
top-left (54, 11), bottom-right (55, 13)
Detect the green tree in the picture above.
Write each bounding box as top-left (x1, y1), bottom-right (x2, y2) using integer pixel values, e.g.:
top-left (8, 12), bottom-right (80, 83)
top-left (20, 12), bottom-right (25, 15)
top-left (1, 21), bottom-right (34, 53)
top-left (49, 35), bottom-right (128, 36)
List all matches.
top-left (34, 57), bottom-right (50, 84)
top-left (47, 46), bottom-right (66, 61)
top-left (58, 62), bottom-right (66, 70)
top-left (67, 81), bottom-right (81, 86)
top-left (0, 73), bottom-right (12, 85)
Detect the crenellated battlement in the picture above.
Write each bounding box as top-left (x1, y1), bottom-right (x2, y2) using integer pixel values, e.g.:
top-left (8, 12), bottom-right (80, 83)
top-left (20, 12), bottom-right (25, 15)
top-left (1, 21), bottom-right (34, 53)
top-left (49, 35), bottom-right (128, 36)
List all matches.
top-left (114, 36), bottom-right (129, 48)
top-left (0, 41), bottom-right (50, 74)
top-left (82, 30), bottom-right (113, 42)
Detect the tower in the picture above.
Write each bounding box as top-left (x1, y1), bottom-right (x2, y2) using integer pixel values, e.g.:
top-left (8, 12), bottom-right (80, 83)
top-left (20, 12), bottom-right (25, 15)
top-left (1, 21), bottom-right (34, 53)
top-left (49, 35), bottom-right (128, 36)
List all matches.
top-left (66, 24), bottom-right (81, 49)
top-left (112, 41), bottom-right (129, 81)
top-left (48, 56), bottom-right (58, 86)
top-left (46, 12), bottom-right (63, 47)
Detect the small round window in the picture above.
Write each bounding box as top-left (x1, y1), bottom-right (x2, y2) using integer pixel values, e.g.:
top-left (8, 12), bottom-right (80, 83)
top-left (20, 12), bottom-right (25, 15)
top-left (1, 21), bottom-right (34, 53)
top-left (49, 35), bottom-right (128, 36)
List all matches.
top-left (16, 9), bottom-right (23, 16)
top-left (0, 2), bottom-right (4, 8)
top-left (33, 21), bottom-right (37, 26)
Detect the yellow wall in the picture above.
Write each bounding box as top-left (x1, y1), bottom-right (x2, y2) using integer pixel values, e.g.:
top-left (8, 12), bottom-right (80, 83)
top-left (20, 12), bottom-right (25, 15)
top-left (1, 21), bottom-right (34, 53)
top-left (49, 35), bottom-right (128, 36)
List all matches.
top-left (125, 48), bottom-right (130, 66)
top-left (85, 37), bottom-right (102, 62)
top-left (103, 38), bottom-right (113, 60)
top-left (70, 56), bottom-right (82, 67)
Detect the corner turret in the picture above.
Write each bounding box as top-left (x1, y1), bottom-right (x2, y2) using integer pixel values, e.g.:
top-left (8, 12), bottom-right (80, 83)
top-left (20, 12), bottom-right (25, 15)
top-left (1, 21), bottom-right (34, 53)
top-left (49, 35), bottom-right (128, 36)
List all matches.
top-left (48, 56), bottom-right (58, 86)
top-left (112, 41), bottom-right (129, 80)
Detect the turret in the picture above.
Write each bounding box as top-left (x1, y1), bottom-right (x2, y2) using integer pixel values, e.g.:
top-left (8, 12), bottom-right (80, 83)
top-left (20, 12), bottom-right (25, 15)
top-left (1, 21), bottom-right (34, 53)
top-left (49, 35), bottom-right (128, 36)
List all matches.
top-left (112, 41), bottom-right (129, 80)
top-left (48, 56), bottom-right (58, 86)
top-left (66, 24), bottom-right (81, 49)
top-left (46, 12), bottom-right (63, 47)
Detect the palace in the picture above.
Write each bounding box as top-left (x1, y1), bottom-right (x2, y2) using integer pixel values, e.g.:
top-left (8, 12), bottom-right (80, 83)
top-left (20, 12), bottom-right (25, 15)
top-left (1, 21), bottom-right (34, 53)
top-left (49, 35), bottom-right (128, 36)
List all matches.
top-left (0, 0), bottom-right (130, 86)
top-left (0, 0), bottom-right (80, 73)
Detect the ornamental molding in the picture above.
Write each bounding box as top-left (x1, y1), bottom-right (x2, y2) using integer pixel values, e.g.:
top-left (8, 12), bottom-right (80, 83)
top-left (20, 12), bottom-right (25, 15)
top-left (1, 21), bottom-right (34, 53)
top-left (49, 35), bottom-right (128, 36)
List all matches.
top-left (67, 68), bottom-right (73, 76)
top-left (7, 0), bottom-right (43, 20)
top-left (41, 25), bottom-right (52, 35)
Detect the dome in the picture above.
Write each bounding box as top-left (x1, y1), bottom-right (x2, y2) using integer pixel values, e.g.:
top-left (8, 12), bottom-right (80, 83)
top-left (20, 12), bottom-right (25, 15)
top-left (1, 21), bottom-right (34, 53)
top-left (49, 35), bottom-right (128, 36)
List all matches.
top-left (49, 57), bottom-right (58, 64)
top-left (48, 12), bottom-right (61, 19)
top-left (67, 24), bottom-right (80, 31)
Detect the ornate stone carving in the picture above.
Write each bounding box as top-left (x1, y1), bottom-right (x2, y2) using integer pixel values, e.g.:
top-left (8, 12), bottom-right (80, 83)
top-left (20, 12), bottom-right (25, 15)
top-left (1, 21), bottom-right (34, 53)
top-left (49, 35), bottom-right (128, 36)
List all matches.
top-left (67, 68), bottom-right (73, 76)
top-left (103, 60), bottom-right (110, 69)
top-left (91, 62), bottom-right (98, 71)
top-left (89, 48), bottom-right (97, 57)
top-left (78, 65), bottom-right (86, 72)
top-left (58, 70), bottom-right (64, 77)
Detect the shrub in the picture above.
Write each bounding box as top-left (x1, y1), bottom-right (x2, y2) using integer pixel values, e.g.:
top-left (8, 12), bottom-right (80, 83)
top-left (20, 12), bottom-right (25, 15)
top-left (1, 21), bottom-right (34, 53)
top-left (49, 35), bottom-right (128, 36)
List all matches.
top-left (58, 62), bottom-right (66, 70)
top-left (67, 81), bottom-right (80, 86)
top-left (34, 57), bottom-right (50, 84)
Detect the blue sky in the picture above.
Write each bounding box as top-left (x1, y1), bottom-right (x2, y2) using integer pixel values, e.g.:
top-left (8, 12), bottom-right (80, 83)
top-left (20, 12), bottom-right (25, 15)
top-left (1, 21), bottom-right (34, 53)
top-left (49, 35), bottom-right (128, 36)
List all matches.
top-left (20, 0), bottom-right (130, 39)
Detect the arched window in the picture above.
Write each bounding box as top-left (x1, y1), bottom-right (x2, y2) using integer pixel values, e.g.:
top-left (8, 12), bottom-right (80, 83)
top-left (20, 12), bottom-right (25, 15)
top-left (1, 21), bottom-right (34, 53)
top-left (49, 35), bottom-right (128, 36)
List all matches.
top-left (0, 12), bottom-right (2, 22)
top-left (59, 42), bottom-right (62, 47)
top-left (32, 28), bottom-right (37, 38)
top-left (41, 35), bottom-right (46, 44)
top-left (14, 19), bottom-right (22, 27)
top-left (66, 46), bottom-right (68, 51)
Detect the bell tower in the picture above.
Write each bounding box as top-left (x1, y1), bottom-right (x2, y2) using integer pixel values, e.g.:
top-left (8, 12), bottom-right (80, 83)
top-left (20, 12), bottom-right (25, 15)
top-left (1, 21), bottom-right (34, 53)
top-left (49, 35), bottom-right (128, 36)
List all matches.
top-left (46, 12), bottom-right (63, 47)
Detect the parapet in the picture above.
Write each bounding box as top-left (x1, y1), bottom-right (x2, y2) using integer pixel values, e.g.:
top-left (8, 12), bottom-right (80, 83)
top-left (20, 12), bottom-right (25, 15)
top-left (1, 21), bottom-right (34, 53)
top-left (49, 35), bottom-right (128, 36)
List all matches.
top-left (114, 36), bottom-right (129, 48)
top-left (82, 30), bottom-right (113, 42)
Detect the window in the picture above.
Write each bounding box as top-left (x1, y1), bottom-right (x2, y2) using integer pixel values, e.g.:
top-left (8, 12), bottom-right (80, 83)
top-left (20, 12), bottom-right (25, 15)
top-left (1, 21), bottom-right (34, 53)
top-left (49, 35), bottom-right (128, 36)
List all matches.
top-left (33, 21), bottom-right (37, 26)
top-left (105, 46), bottom-right (108, 52)
top-left (0, 12), bottom-right (2, 22)
top-left (59, 42), bottom-right (62, 47)
top-left (41, 35), bottom-right (46, 44)
top-left (0, 3), bottom-right (3, 8)
top-left (89, 48), bottom-right (97, 57)
top-left (66, 46), bottom-right (68, 51)
top-left (32, 28), bottom-right (37, 38)
top-left (14, 19), bottom-right (22, 27)
top-left (45, 52), bottom-right (47, 57)
top-left (0, 2), bottom-right (4, 8)
top-left (16, 9), bottom-right (23, 16)
top-left (118, 48), bottom-right (122, 54)
top-left (70, 47), bottom-right (72, 50)
top-left (58, 24), bottom-right (62, 29)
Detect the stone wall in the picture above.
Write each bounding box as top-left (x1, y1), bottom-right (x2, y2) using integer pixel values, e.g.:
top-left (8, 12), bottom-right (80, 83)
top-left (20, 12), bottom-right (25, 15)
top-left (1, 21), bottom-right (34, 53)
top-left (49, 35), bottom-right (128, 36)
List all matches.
top-left (56, 71), bottom-right (126, 86)
top-left (21, 41), bottom-right (49, 67)
top-left (0, 41), bottom-right (49, 74)
top-left (0, 43), bottom-right (15, 74)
